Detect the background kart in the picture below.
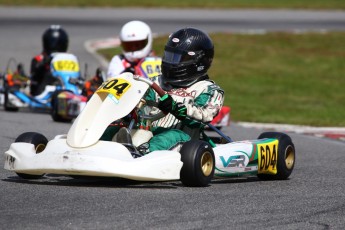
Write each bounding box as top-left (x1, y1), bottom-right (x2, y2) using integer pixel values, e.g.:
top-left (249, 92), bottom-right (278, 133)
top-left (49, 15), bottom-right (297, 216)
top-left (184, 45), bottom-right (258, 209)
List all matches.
top-left (4, 73), bottom-right (295, 187)
top-left (0, 53), bottom-right (87, 122)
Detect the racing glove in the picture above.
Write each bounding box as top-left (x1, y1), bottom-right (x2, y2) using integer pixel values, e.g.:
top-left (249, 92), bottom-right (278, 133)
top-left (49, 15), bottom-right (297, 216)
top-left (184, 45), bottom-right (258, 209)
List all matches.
top-left (158, 94), bottom-right (187, 120)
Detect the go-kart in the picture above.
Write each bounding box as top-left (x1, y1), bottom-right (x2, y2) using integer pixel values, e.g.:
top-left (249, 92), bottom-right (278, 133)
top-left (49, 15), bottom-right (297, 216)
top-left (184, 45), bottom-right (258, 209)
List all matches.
top-left (0, 53), bottom-right (87, 122)
top-left (4, 72), bottom-right (295, 187)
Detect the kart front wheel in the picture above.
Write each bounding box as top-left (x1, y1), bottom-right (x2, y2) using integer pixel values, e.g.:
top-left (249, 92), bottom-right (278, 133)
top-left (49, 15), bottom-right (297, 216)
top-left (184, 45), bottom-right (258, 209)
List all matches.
top-left (4, 88), bottom-right (19, 112)
top-left (180, 140), bottom-right (215, 187)
top-left (257, 132), bottom-right (295, 180)
top-left (15, 132), bottom-right (48, 179)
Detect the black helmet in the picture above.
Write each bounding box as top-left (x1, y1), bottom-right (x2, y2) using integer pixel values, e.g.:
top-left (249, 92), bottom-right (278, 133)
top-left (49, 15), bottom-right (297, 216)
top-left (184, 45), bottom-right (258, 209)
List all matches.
top-left (42, 25), bottom-right (69, 54)
top-left (161, 27), bottom-right (214, 88)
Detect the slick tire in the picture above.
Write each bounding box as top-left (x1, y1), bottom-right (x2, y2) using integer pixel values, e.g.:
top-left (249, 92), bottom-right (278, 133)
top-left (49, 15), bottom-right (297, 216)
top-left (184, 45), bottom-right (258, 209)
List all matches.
top-left (15, 132), bottom-right (48, 179)
top-left (4, 88), bottom-right (19, 112)
top-left (257, 132), bottom-right (295, 180)
top-left (180, 140), bottom-right (215, 187)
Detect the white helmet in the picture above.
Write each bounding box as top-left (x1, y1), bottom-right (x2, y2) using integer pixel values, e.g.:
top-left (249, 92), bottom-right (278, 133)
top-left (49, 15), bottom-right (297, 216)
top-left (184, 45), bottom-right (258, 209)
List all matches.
top-left (119, 20), bottom-right (153, 62)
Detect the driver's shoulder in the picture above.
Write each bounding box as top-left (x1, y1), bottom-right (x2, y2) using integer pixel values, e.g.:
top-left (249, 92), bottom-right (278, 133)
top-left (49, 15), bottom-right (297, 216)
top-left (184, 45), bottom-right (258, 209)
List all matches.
top-left (193, 80), bottom-right (223, 91)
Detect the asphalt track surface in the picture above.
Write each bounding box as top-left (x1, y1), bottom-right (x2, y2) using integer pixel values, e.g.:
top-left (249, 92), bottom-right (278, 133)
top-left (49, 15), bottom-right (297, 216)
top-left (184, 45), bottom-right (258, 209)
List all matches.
top-left (0, 7), bottom-right (345, 229)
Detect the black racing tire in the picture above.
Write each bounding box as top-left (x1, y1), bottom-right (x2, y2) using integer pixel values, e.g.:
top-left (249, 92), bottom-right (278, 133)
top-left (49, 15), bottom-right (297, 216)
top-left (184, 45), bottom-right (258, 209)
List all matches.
top-left (51, 90), bottom-right (73, 123)
top-left (180, 140), bottom-right (215, 187)
top-left (4, 88), bottom-right (19, 112)
top-left (257, 132), bottom-right (295, 180)
top-left (15, 132), bottom-right (48, 179)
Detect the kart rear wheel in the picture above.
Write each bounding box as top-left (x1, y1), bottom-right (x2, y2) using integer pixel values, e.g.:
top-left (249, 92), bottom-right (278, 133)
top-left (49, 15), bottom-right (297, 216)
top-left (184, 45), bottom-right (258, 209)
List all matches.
top-left (4, 88), bottom-right (19, 112)
top-left (257, 132), bottom-right (295, 180)
top-left (15, 132), bottom-right (48, 179)
top-left (51, 90), bottom-right (73, 123)
top-left (180, 140), bottom-right (215, 187)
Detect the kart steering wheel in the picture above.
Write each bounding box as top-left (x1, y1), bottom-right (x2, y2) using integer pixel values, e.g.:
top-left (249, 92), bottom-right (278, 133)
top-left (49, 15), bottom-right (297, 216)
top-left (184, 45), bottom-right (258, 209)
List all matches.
top-left (133, 75), bottom-right (166, 97)
top-left (133, 75), bottom-right (167, 122)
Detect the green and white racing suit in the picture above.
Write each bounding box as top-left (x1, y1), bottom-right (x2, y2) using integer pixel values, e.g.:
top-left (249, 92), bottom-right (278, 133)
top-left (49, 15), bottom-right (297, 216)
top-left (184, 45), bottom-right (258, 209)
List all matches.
top-left (144, 79), bottom-right (224, 152)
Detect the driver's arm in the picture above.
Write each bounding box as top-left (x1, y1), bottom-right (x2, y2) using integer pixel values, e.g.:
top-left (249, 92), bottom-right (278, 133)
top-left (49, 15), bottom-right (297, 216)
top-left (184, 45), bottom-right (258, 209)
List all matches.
top-left (185, 85), bottom-right (224, 123)
top-left (157, 82), bottom-right (224, 123)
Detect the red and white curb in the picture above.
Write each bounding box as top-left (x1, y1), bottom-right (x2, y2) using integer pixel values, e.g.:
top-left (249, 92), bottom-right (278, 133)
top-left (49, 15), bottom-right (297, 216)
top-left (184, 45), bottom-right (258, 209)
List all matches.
top-left (237, 122), bottom-right (345, 142)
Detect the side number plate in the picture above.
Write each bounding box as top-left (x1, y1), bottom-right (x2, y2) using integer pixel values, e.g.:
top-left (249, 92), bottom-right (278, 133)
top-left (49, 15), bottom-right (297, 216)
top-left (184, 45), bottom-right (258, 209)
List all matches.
top-left (258, 140), bottom-right (278, 174)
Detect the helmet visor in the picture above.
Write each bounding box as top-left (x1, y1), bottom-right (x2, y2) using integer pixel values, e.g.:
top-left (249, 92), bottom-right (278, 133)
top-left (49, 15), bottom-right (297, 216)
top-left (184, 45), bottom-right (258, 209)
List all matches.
top-left (121, 38), bottom-right (148, 52)
top-left (163, 50), bottom-right (196, 64)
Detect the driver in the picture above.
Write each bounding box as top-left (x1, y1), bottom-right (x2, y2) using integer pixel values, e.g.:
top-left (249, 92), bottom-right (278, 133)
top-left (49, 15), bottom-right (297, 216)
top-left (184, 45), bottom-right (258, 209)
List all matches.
top-left (82, 20), bottom-right (156, 99)
top-left (30, 25), bottom-right (69, 96)
top-left (107, 20), bottom-right (156, 78)
top-left (136, 27), bottom-right (224, 154)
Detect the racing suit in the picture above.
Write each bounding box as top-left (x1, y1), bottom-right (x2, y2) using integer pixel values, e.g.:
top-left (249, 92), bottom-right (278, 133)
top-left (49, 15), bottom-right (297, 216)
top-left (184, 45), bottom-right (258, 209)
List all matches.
top-left (142, 77), bottom-right (224, 153)
top-left (107, 52), bottom-right (156, 79)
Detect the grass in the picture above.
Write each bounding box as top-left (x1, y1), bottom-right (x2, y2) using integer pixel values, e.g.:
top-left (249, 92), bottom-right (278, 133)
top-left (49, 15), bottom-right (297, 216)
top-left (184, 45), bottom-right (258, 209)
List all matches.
top-left (0, 0), bottom-right (345, 9)
top-left (98, 32), bottom-right (345, 127)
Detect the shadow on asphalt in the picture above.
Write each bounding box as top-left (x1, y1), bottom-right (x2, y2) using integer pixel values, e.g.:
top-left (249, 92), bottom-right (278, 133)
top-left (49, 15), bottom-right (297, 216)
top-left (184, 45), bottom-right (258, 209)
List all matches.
top-left (2, 174), bottom-right (181, 189)
top-left (2, 174), bottom-right (268, 188)
top-left (212, 176), bottom-right (260, 184)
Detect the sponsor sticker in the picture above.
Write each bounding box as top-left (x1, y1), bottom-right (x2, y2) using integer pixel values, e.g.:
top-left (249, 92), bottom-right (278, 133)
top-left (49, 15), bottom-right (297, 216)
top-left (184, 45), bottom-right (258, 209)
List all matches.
top-left (172, 38), bottom-right (179, 43)
top-left (197, 66), bottom-right (204, 71)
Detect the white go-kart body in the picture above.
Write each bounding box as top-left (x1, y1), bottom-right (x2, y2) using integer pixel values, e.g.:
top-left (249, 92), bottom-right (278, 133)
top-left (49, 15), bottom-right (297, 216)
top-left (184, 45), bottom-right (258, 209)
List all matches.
top-left (4, 73), bottom-right (296, 186)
